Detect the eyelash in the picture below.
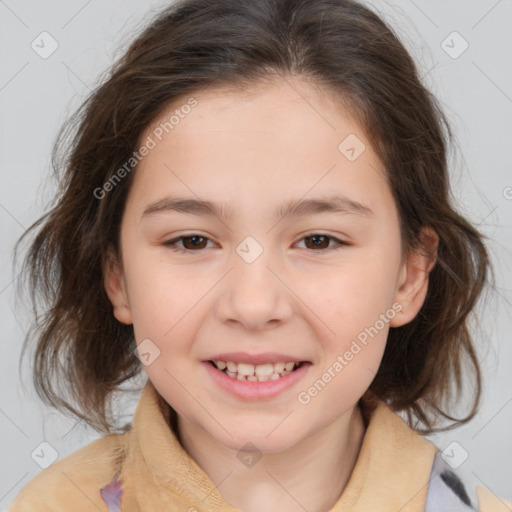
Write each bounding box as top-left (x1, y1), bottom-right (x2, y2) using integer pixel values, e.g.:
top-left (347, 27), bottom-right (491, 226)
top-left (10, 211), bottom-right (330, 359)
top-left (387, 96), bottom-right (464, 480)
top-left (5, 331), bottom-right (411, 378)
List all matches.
top-left (162, 233), bottom-right (348, 253)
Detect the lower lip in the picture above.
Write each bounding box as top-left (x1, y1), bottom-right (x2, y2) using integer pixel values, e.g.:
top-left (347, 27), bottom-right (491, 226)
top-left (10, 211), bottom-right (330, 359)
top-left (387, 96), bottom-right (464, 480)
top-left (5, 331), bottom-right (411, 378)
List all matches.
top-left (202, 361), bottom-right (311, 400)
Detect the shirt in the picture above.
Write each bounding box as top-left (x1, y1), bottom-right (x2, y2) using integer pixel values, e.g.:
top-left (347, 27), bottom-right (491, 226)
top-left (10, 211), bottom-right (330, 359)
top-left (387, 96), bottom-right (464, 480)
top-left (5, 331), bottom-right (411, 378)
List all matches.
top-left (8, 379), bottom-right (511, 511)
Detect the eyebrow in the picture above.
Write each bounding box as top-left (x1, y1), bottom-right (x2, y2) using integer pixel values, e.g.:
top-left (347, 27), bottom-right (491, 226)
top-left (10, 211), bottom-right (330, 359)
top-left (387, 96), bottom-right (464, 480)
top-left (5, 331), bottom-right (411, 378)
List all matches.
top-left (141, 195), bottom-right (374, 221)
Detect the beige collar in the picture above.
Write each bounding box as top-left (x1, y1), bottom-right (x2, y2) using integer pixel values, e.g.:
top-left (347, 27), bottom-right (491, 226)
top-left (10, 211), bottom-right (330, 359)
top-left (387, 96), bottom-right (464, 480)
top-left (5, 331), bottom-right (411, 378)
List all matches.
top-left (120, 379), bottom-right (437, 511)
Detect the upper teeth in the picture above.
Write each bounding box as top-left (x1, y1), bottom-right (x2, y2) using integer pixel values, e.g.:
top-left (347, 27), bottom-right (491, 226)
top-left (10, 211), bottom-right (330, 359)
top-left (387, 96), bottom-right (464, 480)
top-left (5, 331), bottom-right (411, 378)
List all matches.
top-left (215, 361), bottom-right (297, 376)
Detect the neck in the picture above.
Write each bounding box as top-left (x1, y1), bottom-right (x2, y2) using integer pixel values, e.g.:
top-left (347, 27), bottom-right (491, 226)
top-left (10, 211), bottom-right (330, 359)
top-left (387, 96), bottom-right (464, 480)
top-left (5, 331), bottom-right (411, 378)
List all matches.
top-left (175, 403), bottom-right (366, 512)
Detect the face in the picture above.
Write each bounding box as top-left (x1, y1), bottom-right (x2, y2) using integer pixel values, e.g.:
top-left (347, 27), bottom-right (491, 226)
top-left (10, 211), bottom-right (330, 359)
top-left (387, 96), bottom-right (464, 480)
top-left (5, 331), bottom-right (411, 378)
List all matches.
top-left (104, 77), bottom-right (433, 453)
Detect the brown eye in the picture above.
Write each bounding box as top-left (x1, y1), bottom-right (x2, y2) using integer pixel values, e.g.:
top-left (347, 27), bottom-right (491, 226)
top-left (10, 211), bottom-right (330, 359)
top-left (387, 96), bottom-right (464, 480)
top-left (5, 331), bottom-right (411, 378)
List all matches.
top-left (163, 235), bottom-right (213, 252)
top-left (181, 235), bottom-right (208, 250)
top-left (304, 234), bottom-right (330, 249)
top-left (296, 233), bottom-right (347, 251)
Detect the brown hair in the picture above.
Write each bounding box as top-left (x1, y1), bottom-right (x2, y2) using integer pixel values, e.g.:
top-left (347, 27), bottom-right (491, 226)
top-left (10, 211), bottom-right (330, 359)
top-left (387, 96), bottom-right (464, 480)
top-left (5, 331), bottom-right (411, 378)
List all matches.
top-left (14, 0), bottom-right (490, 434)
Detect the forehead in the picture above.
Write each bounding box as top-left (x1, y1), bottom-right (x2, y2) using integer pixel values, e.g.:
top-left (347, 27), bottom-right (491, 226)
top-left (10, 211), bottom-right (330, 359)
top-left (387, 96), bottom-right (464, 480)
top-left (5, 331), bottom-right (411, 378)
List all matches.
top-left (127, 77), bottom-right (390, 217)
top-left (147, 77), bottom-right (363, 141)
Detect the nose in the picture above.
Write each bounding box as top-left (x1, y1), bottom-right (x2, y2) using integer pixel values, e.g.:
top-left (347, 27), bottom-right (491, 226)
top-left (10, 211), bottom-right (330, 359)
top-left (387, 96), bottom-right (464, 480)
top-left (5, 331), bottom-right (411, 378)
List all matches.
top-left (213, 246), bottom-right (294, 331)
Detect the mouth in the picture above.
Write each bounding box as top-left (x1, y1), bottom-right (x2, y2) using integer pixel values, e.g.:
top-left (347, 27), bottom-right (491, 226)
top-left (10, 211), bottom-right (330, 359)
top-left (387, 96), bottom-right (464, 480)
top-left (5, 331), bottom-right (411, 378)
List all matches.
top-left (207, 360), bottom-right (306, 382)
top-left (203, 358), bottom-right (312, 400)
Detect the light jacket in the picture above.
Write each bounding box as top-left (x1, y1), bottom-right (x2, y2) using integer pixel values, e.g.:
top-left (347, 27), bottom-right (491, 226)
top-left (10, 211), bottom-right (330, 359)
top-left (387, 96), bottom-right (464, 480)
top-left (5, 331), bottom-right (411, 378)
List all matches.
top-left (8, 379), bottom-right (511, 511)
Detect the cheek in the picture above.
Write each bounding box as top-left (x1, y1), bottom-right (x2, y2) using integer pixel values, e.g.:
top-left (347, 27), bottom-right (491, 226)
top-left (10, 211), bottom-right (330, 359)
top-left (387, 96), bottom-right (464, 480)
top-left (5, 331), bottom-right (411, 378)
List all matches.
top-left (122, 249), bottom-right (206, 341)
top-left (302, 248), bottom-right (400, 379)
top-left (311, 256), bottom-right (400, 329)
top-left (305, 270), bottom-right (393, 407)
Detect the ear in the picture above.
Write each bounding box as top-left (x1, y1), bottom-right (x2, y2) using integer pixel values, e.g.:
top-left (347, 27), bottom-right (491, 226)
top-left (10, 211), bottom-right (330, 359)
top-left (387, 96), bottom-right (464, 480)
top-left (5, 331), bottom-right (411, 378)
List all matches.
top-left (389, 226), bottom-right (438, 328)
top-left (103, 247), bottom-right (133, 325)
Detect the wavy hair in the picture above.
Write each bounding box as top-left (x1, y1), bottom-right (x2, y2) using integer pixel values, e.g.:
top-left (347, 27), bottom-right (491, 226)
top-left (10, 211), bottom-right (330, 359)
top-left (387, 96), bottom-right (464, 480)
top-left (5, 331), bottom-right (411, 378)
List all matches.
top-left (15, 0), bottom-right (490, 434)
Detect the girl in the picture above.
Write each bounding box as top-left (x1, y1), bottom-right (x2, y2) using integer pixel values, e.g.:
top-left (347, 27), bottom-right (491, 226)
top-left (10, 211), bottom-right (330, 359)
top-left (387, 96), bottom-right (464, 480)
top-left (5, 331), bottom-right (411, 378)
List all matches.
top-left (9, 0), bottom-right (510, 510)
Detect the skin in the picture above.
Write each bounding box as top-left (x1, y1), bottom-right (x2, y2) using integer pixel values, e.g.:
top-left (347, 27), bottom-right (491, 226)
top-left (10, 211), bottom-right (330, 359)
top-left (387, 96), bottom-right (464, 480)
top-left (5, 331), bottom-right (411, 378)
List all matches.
top-left (104, 76), bottom-right (438, 512)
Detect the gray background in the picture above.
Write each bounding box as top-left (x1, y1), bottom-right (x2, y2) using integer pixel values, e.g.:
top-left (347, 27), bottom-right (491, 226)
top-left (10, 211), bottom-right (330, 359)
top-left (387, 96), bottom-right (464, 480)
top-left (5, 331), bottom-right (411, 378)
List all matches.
top-left (1, 0), bottom-right (511, 508)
